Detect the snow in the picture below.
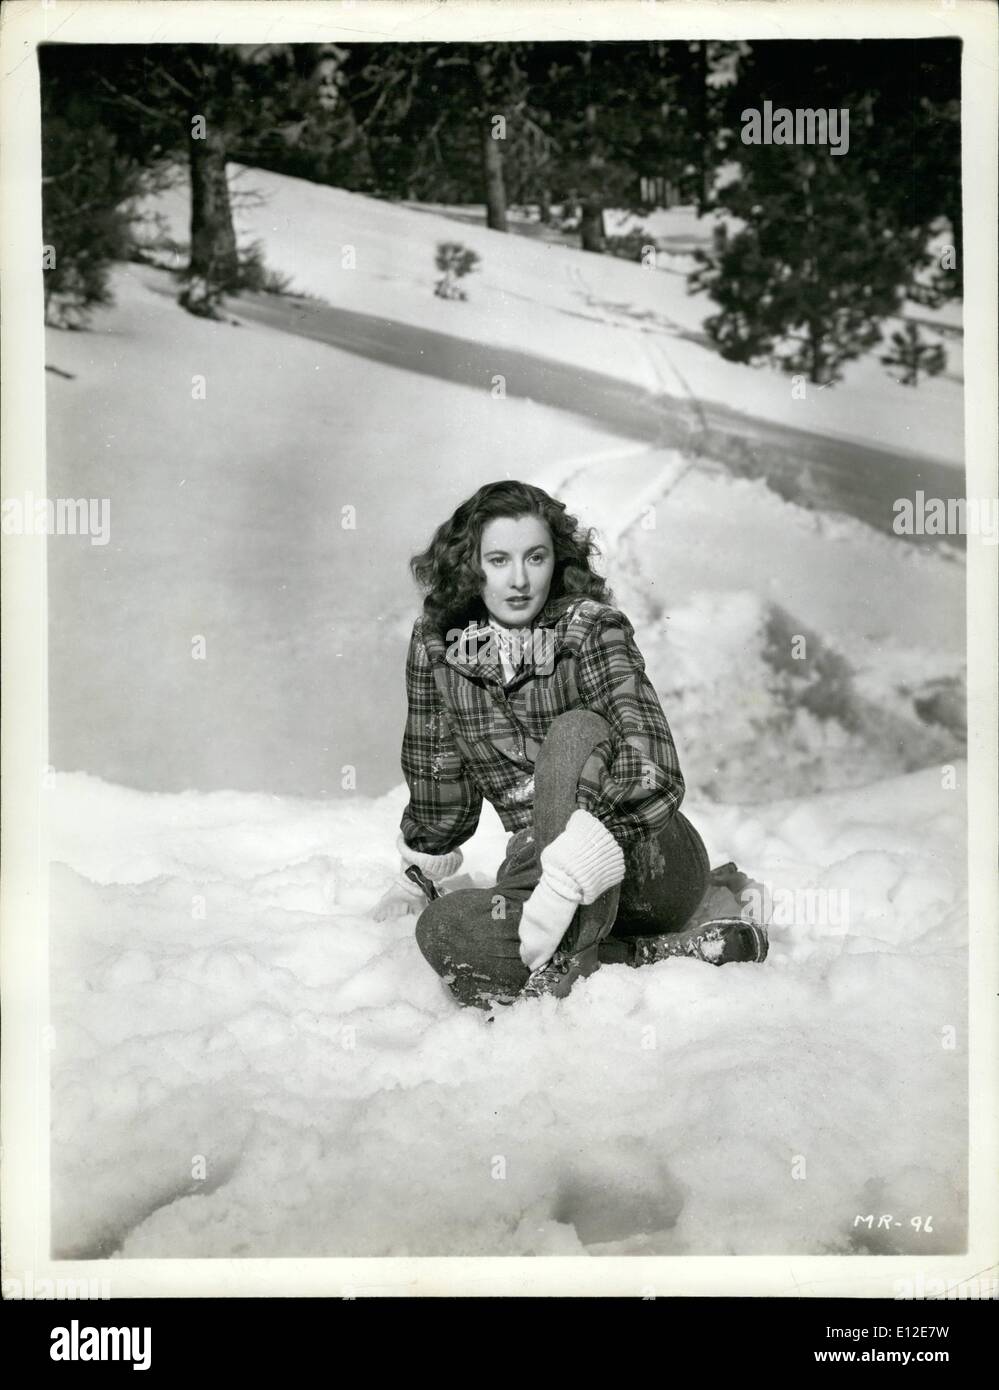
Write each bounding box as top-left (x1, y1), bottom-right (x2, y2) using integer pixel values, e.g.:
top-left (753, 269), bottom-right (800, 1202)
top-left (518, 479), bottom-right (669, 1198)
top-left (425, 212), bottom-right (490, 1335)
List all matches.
top-left (49, 764), bottom-right (966, 1258)
top-left (42, 165), bottom-right (968, 1258)
top-left (44, 258), bottom-right (625, 797)
top-left (139, 167), bottom-right (964, 465)
top-left (540, 454), bottom-right (966, 800)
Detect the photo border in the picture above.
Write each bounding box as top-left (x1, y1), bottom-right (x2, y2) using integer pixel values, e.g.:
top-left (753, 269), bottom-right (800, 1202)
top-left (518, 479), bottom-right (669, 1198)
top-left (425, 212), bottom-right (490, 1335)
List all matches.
top-left (2, 0), bottom-right (996, 1300)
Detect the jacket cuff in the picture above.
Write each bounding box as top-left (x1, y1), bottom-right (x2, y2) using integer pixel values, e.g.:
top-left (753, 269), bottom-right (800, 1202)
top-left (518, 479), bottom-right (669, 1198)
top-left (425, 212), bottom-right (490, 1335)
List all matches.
top-left (397, 833), bottom-right (463, 881)
top-left (539, 808), bottom-right (625, 905)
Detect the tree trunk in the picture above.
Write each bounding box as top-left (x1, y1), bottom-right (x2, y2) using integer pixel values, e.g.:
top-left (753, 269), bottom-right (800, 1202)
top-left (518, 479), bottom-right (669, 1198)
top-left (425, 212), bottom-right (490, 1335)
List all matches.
top-left (481, 119), bottom-right (508, 232)
top-left (691, 43), bottom-right (711, 215)
top-left (474, 49), bottom-right (509, 234)
top-left (538, 186), bottom-right (552, 224)
top-left (580, 88), bottom-right (604, 254)
top-left (807, 320), bottom-right (827, 385)
top-left (188, 124), bottom-right (238, 288)
top-left (580, 196), bottom-right (605, 253)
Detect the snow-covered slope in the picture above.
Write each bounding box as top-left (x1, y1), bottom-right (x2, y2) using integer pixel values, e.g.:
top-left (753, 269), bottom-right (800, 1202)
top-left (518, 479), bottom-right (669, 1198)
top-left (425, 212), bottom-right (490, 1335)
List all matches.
top-left (46, 171), bottom-right (967, 801)
top-left (43, 166), bottom-right (968, 1259)
top-left (142, 167), bottom-right (965, 467)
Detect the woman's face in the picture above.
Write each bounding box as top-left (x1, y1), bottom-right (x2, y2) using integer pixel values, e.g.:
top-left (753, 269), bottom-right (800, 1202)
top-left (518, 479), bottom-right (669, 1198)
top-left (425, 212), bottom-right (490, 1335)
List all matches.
top-left (478, 514), bottom-right (555, 628)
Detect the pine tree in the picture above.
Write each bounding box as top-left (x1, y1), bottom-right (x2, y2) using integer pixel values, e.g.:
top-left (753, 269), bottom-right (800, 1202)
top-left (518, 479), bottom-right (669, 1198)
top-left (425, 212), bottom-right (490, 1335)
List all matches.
top-left (40, 43), bottom-right (341, 321)
top-left (691, 148), bottom-right (916, 383)
top-left (695, 38), bottom-right (961, 384)
top-left (344, 43), bottom-right (546, 232)
top-left (434, 242), bottom-right (481, 300)
top-left (39, 64), bottom-right (156, 328)
top-left (535, 42), bottom-right (697, 253)
top-left (880, 321), bottom-right (947, 386)
top-left (137, 45), bottom-right (322, 317)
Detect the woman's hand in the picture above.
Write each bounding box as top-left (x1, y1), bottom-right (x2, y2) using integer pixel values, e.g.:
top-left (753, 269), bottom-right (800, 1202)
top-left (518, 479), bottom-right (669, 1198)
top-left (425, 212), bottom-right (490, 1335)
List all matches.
top-left (372, 877), bottom-right (426, 921)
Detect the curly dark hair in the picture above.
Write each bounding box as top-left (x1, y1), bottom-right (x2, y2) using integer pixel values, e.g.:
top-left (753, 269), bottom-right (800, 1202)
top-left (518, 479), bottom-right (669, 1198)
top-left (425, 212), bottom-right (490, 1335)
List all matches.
top-left (410, 480), bottom-right (613, 636)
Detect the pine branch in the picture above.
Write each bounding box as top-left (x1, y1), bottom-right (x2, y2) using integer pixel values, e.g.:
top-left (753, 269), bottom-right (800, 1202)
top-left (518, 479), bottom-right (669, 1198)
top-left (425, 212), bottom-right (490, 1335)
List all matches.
top-left (356, 66), bottom-right (408, 131)
top-left (147, 62), bottom-right (197, 104)
top-left (95, 74), bottom-right (166, 124)
top-left (41, 159), bottom-right (84, 185)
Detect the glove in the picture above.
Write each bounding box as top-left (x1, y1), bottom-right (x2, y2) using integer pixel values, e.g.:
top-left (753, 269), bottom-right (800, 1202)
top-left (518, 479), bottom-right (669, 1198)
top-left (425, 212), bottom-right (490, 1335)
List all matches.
top-left (372, 874), bottom-right (427, 921)
top-left (373, 838), bottom-right (463, 921)
top-left (396, 833), bottom-right (463, 882)
top-left (518, 810), bottom-right (625, 971)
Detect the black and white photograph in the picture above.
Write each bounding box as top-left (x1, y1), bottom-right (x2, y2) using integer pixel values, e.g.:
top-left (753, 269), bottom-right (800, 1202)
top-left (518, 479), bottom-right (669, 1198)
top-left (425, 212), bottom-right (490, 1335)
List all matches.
top-left (1, 0), bottom-right (997, 1311)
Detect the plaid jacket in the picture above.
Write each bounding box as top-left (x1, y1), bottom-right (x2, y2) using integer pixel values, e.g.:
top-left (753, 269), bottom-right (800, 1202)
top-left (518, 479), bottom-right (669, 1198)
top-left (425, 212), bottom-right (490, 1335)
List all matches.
top-left (399, 594), bottom-right (685, 859)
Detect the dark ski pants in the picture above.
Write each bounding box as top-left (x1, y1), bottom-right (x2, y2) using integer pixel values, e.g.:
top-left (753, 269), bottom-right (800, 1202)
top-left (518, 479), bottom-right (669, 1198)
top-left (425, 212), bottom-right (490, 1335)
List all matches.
top-left (414, 710), bottom-right (711, 1007)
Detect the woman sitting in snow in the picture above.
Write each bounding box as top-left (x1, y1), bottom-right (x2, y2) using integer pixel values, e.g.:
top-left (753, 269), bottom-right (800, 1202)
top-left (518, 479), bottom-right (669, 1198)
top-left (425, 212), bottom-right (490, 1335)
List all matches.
top-left (373, 480), bottom-right (767, 1007)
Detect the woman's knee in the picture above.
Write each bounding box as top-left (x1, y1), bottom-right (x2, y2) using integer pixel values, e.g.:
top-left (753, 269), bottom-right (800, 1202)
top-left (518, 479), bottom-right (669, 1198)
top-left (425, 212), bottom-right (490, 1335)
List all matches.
top-left (414, 897), bottom-right (458, 972)
top-left (414, 890), bottom-right (530, 1007)
top-left (536, 710), bottom-right (612, 771)
top-left (414, 888), bottom-right (500, 973)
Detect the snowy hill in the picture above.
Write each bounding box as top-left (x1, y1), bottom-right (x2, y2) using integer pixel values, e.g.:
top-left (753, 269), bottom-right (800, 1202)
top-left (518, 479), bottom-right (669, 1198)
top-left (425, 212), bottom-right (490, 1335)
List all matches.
top-left (43, 165), bottom-right (968, 1258)
top-left (46, 166), bottom-right (966, 801)
top-left (142, 167), bottom-right (965, 468)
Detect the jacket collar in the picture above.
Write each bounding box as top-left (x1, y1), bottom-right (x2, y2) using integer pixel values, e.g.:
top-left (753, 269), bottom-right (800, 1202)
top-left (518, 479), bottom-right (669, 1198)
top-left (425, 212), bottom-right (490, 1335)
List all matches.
top-left (434, 593), bottom-right (580, 683)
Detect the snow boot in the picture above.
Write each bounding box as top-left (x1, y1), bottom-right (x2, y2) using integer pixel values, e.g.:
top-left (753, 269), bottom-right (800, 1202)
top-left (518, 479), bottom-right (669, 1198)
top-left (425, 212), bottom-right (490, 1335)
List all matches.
top-left (627, 916), bottom-right (768, 967)
top-left (518, 862), bottom-right (768, 999)
top-left (520, 873), bottom-right (624, 1000)
top-left (521, 942), bottom-right (602, 1000)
